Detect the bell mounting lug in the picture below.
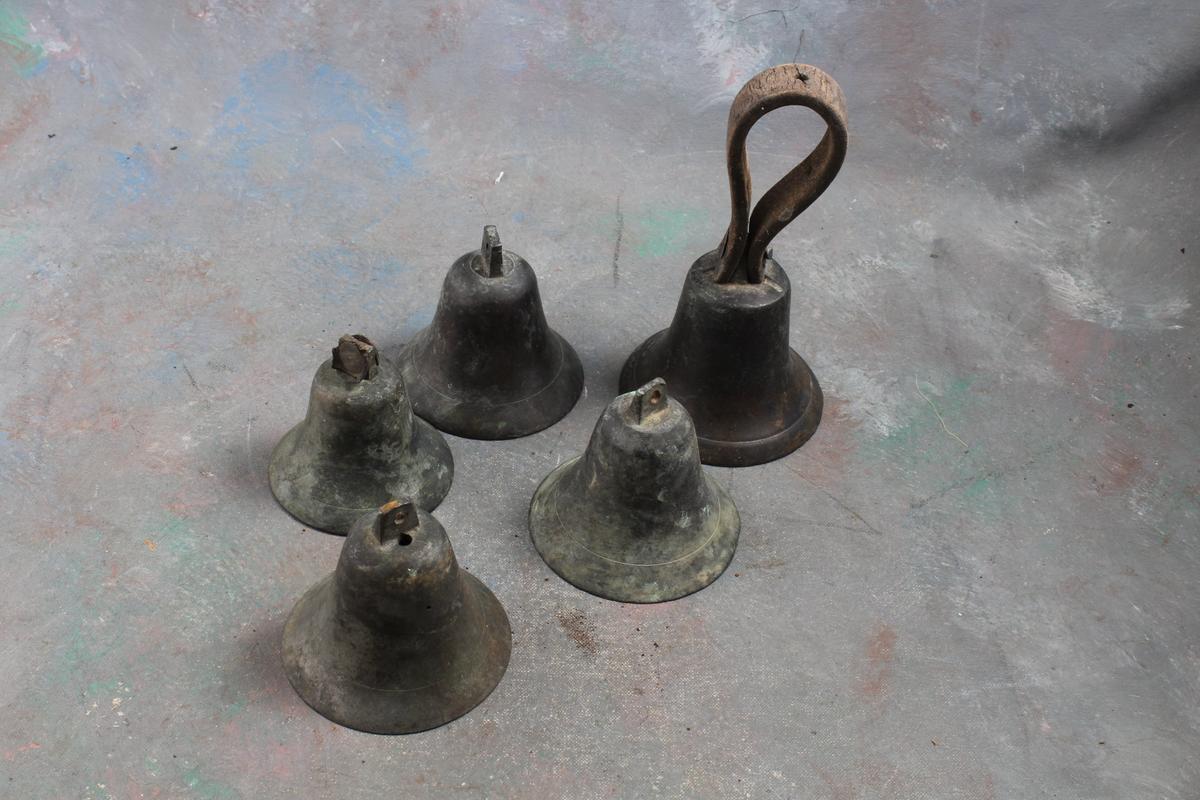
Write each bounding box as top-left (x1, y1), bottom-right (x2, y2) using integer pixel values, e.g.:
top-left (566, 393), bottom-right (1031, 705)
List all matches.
top-left (331, 334), bottom-right (379, 381)
top-left (474, 224), bottom-right (505, 278)
top-left (378, 500), bottom-right (419, 545)
top-left (632, 378), bottom-right (669, 424)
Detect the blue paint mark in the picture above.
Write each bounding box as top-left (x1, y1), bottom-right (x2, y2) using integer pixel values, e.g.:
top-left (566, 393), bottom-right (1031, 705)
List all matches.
top-left (110, 146), bottom-right (154, 203)
top-left (214, 52), bottom-right (425, 184)
top-left (301, 247), bottom-right (416, 320)
top-left (145, 348), bottom-right (187, 386)
top-left (512, 211), bottom-right (528, 223)
top-left (23, 56), bottom-right (49, 78)
top-left (0, 426), bottom-right (36, 469)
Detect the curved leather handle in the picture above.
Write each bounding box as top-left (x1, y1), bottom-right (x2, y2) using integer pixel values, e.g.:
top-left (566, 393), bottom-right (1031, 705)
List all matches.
top-left (716, 64), bottom-right (848, 284)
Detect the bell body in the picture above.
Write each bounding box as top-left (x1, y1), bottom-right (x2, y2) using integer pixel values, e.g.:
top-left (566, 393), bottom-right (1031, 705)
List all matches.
top-left (269, 349), bottom-right (453, 534)
top-left (529, 379), bottom-right (739, 603)
top-left (283, 502), bottom-right (511, 734)
top-left (619, 251), bottom-right (822, 466)
top-left (401, 228), bottom-right (584, 439)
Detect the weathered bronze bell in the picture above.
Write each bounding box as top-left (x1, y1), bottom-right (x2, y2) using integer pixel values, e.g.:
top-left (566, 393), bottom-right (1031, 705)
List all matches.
top-left (529, 378), bottom-right (740, 603)
top-left (400, 225), bottom-right (584, 439)
top-left (620, 64), bottom-right (848, 466)
top-left (269, 335), bottom-right (453, 534)
top-left (283, 500), bottom-right (511, 734)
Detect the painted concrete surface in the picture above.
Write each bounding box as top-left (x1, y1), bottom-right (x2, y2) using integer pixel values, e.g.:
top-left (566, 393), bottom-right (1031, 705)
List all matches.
top-left (0, 1), bottom-right (1196, 798)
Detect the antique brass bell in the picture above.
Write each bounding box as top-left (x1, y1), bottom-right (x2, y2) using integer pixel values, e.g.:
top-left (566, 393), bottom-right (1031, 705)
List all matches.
top-left (400, 225), bottom-right (584, 439)
top-left (283, 500), bottom-right (512, 734)
top-left (620, 65), bottom-right (848, 466)
top-left (269, 335), bottom-right (453, 534)
top-left (529, 378), bottom-right (740, 603)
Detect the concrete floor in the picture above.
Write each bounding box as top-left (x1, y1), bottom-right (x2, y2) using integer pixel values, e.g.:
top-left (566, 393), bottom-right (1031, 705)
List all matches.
top-left (1, 1), bottom-right (1197, 798)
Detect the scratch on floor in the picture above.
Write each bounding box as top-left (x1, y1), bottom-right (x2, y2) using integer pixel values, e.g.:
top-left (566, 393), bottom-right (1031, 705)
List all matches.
top-left (182, 363), bottom-right (199, 391)
top-left (909, 439), bottom-right (1063, 511)
top-left (611, 195), bottom-right (623, 287)
top-left (915, 377), bottom-right (969, 450)
top-left (787, 465), bottom-right (884, 536)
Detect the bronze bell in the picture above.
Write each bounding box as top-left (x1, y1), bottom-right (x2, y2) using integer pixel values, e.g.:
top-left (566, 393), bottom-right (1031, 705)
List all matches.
top-left (529, 378), bottom-right (740, 603)
top-left (620, 64), bottom-right (848, 466)
top-left (269, 335), bottom-right (453, 534)
top-left (400, 225), bottom-right (584, 439)
top-left (283, 500), bottom-right (512, 734)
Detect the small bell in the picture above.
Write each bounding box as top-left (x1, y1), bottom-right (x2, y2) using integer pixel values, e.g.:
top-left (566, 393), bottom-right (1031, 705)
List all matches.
top-left (269, 335), bottom-right (453, 534)
top-left (401, 225), bottom-right (584, 439)
top-left (620, 64), bottom-right (848, 466)
top-left (529, 378), bottom-right (740, 603)
top-left (283, 500), bottom-right (512, 734)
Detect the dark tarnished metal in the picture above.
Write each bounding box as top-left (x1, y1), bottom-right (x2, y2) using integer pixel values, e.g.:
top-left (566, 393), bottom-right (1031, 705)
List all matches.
top-left (529, 378), bottom-right (740, 603)
top-left (400, 225), bottom-right (584, 440)
top-left (283, 501), bottom-right (511, 734)
top-left (619, 64), bottom-right (848, 466)
top-left (268, 335), bottom-right (453, 535)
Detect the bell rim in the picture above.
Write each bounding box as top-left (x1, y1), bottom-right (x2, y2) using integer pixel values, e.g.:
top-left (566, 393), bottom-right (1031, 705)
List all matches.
top-left (281, 570), bottom-right (512, 735)
top-left (267, 416), bottom-right (455, 534)
top-left (618, 330), bottom-right (823, 466)
top-left (401, 330), bottom-right (585, 440)
top-left (528, 458), bottom-right (741, 603)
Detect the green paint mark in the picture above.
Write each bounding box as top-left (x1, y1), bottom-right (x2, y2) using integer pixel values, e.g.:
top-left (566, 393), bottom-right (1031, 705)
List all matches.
top-left (962, 476), bottom-right (992, 501)
top-left (0, 7), bottom-right (46, 77)
top-left (222, 697), bottom-right (247, 720)
top-left (871, 376), bottom-right (976, 463)
top-left (84, 783), bottom-right (116, 800)
top-left (181, 766), bottom-right (241, 800)
top-left (632, 205), bottom-right (704, 258)
top-left (85, 677), bottom-right (124, 696)
top-left (0, 298), bottom-right (19, 317)
top-left (156, 514), bottom-right (195, 558)
top-left (0, 231), bottom-right (29, 258)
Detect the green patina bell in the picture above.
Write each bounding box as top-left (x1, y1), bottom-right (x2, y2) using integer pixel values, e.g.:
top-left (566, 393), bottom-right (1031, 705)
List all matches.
top-left (400, 225), bottom-right (584, 440)
top-left (529, 379), bottom-right (740, 603)
top-left (269, 335), bottom-right (453, 535)
top-left (283, 500), bottom-right (512, 734)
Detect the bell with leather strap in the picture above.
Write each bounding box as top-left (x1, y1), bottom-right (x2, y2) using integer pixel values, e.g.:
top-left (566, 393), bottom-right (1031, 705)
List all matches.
top-left (619, 64), bottom-right (848, 466)
top-left (283, 500), bottom-right (511, 734)
top-left (400, 225), bottom-right (584, 439)
top-left (529, 378), bottom-right (740, 603)
top-left (269, 334), bottom-right (453, 534)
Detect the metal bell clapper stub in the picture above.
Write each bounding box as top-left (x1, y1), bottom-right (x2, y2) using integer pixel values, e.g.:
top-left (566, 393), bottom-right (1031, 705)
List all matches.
top-left (282, 500), bottom-right (512, 734)
top-left (268, 334), bottom-right (453, 535)
top-left (529, 379), bottom-right (740, 603)
top-left (620, 64), bottom-right (849, 466)
top-left (401, 225), bottom-right (584, 439)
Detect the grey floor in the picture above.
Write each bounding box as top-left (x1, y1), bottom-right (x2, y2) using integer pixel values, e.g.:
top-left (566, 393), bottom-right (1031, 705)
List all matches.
top-left (1, 1), bottom-right (1197, 798)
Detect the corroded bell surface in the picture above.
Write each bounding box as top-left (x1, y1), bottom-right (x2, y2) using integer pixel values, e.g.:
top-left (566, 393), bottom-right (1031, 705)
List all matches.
top-left (401, 225), bottom-right (584, 439)
top-left (283, 501), bottom-right (511, 734)
top-left (269, 335), bottom-right (453, 534)
top-left (619, 253), bottom-right (822, 466)
top-left (529, 379), bottom-right (740, 603)
top-left (620, 64), bottom-right (848, 466)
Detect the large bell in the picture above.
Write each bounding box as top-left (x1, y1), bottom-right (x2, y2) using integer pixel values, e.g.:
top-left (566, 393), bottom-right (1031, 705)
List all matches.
top-left (283, 500), bottom-right (512, 734)
top-left (269, 335), bottom-right (453, 534)
top-left (619, 64), bottom-right (848, 466)
top-left (529, 378), bottom-right (740, 603)
top-left (401, 225), bottom-right (584, 439)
